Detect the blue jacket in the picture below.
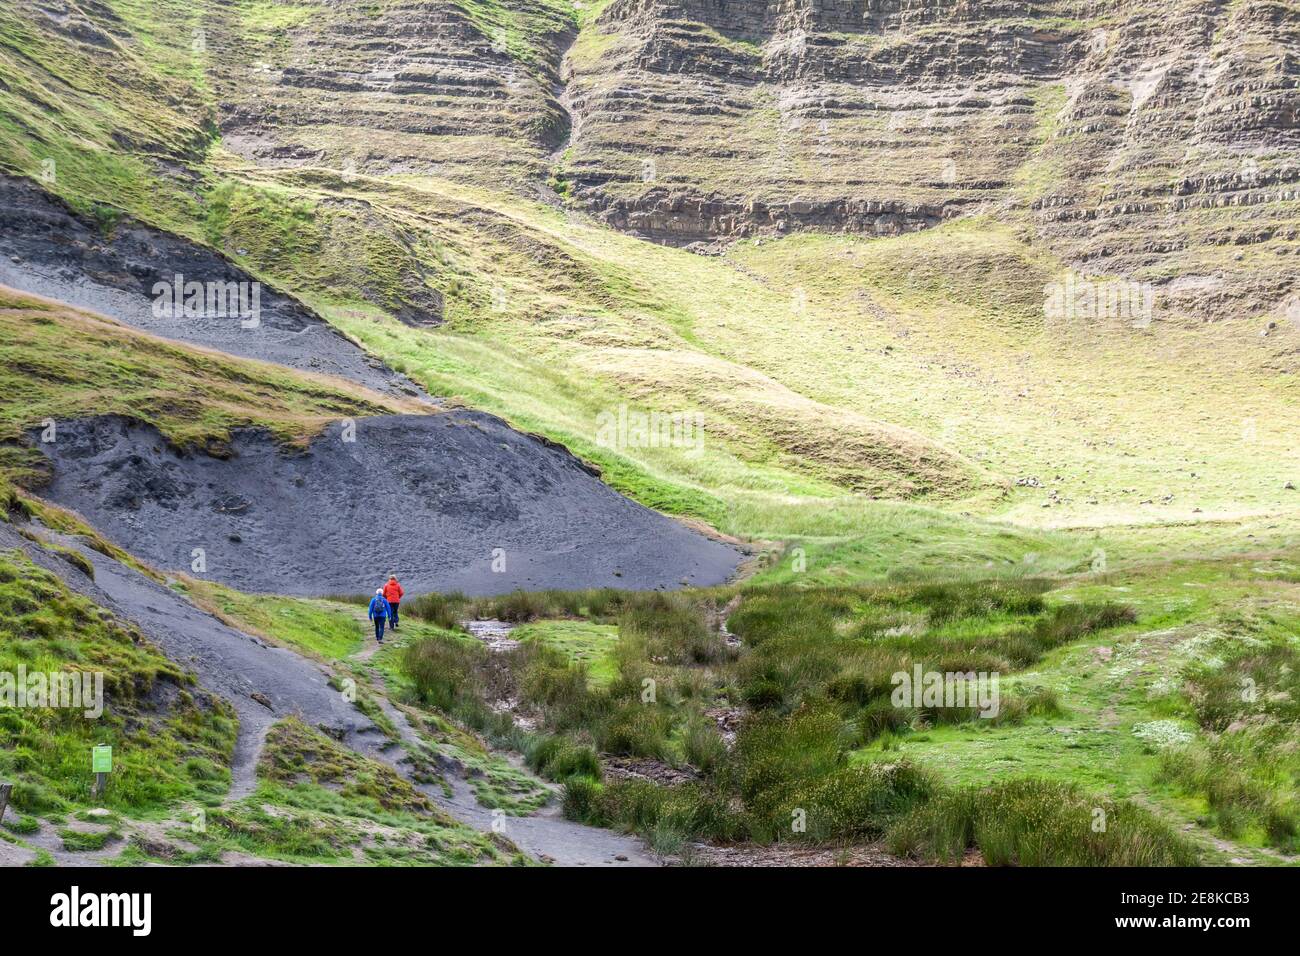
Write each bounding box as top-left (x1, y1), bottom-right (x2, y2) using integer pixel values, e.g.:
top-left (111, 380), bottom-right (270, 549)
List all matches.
top-left (368, 595), bottom-right (391, 620)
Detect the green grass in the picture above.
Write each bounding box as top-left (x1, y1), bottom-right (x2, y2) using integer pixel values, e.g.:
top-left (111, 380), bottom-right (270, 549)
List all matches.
top-left (513, 620), bottom-right (620, 687)
top-left (0, 549), bottom-right (237, 817)
top-left (1, 0), bottom-right (1297, 869)
top-left (172, 579), bottom-right (365, 660)
top-left (174, 784), bottom-right (525, 866)
top-left (259, 717), bottom-right (430, 812)
top-left (116, 715), bottom-right (532, 865)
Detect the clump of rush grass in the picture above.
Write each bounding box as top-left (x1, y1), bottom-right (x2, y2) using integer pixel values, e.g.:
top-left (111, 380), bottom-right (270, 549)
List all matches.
top-left (617, 591), bottom-right (736, 666)
top-left (526, 736), bottom-right (601, 783)
top-left (402, 632), bottom-right (487, 714)
top-left (400, 576), bottom-right (1149, 858)
top-left (402, 591), bottom-right (468, 629)
top-left (886, 778), bottom-right (1199, 866)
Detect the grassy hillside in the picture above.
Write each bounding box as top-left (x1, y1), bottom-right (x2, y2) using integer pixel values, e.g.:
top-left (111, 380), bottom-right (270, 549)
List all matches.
top-left (0, 0), bottom-right (1296, 868)
top-left (1, 1), bottom-right (1295, 587)
top-left (0, 548), bottom-right (236, 821)
top-left (0, 286), bottom-right (417, 487)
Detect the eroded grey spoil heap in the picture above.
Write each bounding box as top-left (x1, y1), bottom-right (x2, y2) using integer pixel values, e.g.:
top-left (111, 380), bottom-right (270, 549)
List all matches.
top-left (0, 173), bottom-right (422, 400)
top-left (38, 414), bottom-right (741, 596)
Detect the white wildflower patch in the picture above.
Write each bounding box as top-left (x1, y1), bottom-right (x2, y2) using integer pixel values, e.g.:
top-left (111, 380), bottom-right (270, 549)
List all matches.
top-left (880, 622), bottom-right (923, 638)
top-left (1105, 660), bottom-right (1141, 685)
top-left (1169, 629), bottom-right (1244, 670)
top-left (1132, 720), bottom-right (1194, 748)
top-left (1146, 675), bottom-right (1180, 699)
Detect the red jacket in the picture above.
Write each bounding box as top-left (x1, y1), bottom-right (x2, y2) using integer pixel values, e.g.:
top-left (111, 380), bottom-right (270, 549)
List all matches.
top-left (383, 579), bottom-right (404, 604)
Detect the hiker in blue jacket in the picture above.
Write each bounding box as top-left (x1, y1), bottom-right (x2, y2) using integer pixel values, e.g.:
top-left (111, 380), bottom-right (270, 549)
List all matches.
top-left (368, 588), bottom-right (392, 644)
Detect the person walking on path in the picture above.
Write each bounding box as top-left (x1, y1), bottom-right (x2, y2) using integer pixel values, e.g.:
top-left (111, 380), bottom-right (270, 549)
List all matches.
top-left (383, 574), bottom-right (405, 630)
top-left (368, 588), bottom-right (391, 644)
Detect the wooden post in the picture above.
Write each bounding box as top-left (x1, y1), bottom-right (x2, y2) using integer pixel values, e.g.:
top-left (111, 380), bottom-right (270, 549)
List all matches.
top-left (0, 781), bottom-right (12, 825)
top-left (93, 773), bottom-right (106, 798)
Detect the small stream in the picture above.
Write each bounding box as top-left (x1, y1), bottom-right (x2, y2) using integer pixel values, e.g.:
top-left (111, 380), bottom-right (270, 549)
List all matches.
top-left (462, 618), bottom-right (520, 651)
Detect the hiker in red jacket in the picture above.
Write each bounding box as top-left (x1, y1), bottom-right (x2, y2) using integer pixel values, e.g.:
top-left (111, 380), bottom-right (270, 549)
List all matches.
top-left (382, 574), bottom-right (404, 630)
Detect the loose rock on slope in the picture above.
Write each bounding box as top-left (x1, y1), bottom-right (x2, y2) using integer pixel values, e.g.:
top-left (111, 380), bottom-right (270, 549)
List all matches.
top-left (37, 415), bottom-right (741, 596)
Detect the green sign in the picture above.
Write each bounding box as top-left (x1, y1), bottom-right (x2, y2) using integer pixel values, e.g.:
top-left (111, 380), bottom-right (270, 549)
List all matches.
top-left (92, 745), bottom-right (112, 774)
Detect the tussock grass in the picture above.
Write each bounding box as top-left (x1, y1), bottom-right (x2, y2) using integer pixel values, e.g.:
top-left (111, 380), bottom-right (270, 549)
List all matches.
top-left (398, 576), bottom-right (1148, 854)
top-left (402, 591), bottom-right (467, 630)
top-left (617, 592), bottom-right (737, 666)
top-left (525, 736), bottom-right (601, 784)
top-left (1153, 629), bottom-right (1300, 851)
top-left (887, 779), bottom-right (1199, 866)
top-left (403, 633), bottom-right (488, 716)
